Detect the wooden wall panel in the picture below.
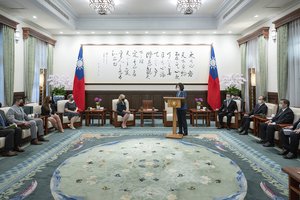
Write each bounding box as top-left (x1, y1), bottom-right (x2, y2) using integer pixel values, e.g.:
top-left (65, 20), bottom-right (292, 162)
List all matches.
top-left (268, 92), bottom-right (278, 104)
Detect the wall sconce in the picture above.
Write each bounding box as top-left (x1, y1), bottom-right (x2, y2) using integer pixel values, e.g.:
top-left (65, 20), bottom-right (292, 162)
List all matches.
top-left (271, 28), bottom-right (277, 42)
top-left (250, 68), bottom-right (256, 86)
top-left (15, 30), bottom-right (20, 43)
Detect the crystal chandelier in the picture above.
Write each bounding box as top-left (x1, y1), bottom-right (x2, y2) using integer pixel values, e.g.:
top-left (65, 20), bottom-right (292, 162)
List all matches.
top-left (89, 0), bottom-right (115, 15)
top-left (177, 0), bottom-right (202, 15)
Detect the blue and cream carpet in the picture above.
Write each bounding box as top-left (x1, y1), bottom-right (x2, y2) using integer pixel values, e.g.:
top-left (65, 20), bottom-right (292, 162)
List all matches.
top-left (0, 120), bottom-right (299, 200)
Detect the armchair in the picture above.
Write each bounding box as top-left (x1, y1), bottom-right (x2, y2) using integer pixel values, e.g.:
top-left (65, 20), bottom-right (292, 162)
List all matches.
top-left (56, 100), bottom-right (82, 128)
top-left (111, 99), bottom-right (136, 127)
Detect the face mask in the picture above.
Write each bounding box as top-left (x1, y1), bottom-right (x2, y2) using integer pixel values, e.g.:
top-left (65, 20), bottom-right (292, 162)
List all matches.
top-left (258, 100), bottom-right (262, 104)
top-left (19, 101), bottom-right (24, 107)
top-left (70, 97), bottom-right (74, 101)
top-left (226, 97), bottom-right (231, 101)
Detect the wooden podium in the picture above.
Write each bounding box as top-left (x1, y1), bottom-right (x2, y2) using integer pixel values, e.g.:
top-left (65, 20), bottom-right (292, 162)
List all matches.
top-left (163, 97), bottom-right (185, 139)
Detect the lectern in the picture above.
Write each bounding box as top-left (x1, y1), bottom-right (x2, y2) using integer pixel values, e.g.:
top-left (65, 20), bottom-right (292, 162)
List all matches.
top-left (163, 97), bottom-right (185, 139)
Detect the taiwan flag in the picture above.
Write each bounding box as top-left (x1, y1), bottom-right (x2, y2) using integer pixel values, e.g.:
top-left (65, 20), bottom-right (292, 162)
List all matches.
top-left (207, 46), bottom-right (221, 110)
top-left (73, 46), bottom-right (85, 111)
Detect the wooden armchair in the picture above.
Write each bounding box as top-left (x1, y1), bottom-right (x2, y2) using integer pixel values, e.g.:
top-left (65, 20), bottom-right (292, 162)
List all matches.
top-left (56, 100), bottom-right (83, 128)
top-left (214, 99), bottom-right (242, 129)
top-left (111, 99), bottom-right (136, 127)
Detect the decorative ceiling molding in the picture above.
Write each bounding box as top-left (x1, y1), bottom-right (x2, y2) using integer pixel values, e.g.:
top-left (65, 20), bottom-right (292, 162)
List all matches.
top-left (0, 14), bottom-right (18, 29)
top-left (22, 27), bottom-right (56, 46)
top-left (273, 8), bottom-right (300, 28)
top-left (237, 27), bottom-right (269, 45)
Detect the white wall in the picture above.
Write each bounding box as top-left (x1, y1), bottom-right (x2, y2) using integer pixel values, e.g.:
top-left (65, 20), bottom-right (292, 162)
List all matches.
top-left (53, 34), bottom-right (241, 91)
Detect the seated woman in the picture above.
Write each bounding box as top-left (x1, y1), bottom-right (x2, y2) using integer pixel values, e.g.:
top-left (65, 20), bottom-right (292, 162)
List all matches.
top-left (117, 94), bottom-right (130, 129)
top-left (41, 96), bottom-right (64, 133)
top-left (64, 94), bottom-right (80, 130)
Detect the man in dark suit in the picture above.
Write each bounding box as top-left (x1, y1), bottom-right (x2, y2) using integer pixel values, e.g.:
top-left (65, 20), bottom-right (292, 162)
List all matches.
top-left (258, 99), bottom-right (294, 147)
top-left (217, 93), bottom-right (238, 130)
top-left (0, 110), bottom-right (24, 152)
top-left (238, 96), bottom-right (268, 135)
top-left (278, 118), bottom-right (300, 159)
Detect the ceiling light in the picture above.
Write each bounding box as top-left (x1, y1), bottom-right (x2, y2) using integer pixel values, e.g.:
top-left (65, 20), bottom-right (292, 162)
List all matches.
top-left (196, 31), bottom-right (200, 34)
top-left (89, 0), bottom-right (115, 15)
top-left (59, 31), bottom-right (63, 34)
top-left (108, 31), bottom-right (112, 34)
top-left (178, 31), bottom-right (183, 34)
top-left (162, 31), bottom-right (166, 34)
top-left (33, 16), bottom-right (37, 19)
top-left (177, 0), bottom-right (202, 15)
top-left (126, 31), bottom-right (129, 34)
top-left (213, 31), bottom-right (217, 34)
top-left (91, 31), bottom-right (95, 34)
top-left (228, 31), bottom-right (232, 34)
top-left (76, 32), bottom-right (80, 34)
top-left (145, 31), bottom-right (149, 34)
top-left (254, 15), bottom-right (259, 18)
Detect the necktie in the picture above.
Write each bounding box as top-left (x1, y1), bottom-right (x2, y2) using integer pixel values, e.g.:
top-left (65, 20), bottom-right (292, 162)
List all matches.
top-left (0, 114), bottom-right (6, 127)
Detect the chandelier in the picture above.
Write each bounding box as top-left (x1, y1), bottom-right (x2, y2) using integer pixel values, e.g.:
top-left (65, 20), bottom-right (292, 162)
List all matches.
top-left (177, 0), bottom-right (202, 15)
top-left (89, 0), bottom-right (115, 15)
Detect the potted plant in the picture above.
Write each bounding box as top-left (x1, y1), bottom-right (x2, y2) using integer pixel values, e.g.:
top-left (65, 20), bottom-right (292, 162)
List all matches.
top-left (47, 75), bottom-right (72, 104)
top-left (221, 73), bottom-right (246, 96)
top-left (94, 97), bottom-right (103, 110)
top-left (195, 98), bottom-right (203, 110)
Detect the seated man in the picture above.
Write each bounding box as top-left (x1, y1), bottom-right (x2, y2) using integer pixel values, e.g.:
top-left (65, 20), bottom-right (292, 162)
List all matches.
top-left (0, 110), bottom-right (24, 152)
top-left (0, 128), bottom-right (18, 156)
top-left (238, 96), bottom-right (268, 135)
top-left (6, 98), bottom-right (48, 145)
top-left (217, 93), bottom-right (237, 130)
top-left (279, 118), bottom-right (300, 159)
top-left (258, 99), bottom-right (294, 147)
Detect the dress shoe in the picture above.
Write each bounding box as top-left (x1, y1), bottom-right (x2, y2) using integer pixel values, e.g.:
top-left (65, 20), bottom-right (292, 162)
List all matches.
top-left (238, 128), bottom-right (244, 133)
top-left (283, 152), bottom-right (297, 159)
top-left (2, 151), bottom-right (17, 157)
top-left (183, 133), bottom-right (188, 136)
top-left (278, 149), bottom-right (289, 155)
top-left (226, 127), bottom-right (231, 131)
top-left (263, 142), bottom-right (274, 147)
top-left (239, 131), bottom-right (248, 135)
top-left (256, 140), bottom-right (266, 144)
top-left (39, 137), bottom-right (49, 142)
top-left (217, 126), bottom-right (224, 129)
top-left (31, 139), bottom-right (42, 145)
top-left (177, 132), bottom-right (183, 134)
top-left (14, 147), bottom-right (25, 152)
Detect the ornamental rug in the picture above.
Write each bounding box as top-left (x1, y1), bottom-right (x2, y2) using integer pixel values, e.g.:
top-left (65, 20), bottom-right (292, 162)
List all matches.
top-left (0, 127), bottom-right (296, 200)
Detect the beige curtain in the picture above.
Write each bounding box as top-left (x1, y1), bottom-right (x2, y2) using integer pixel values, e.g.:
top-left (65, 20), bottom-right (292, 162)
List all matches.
top-left (24, 36), bottom-right (36, 102)
top-left (47, 44), bottom-right (54, 95)
top-left (257, 35), bottom-right (268, 98)
top-left (277, 25), bottom-right (289, 100)
top-left (240, 43), bottom-right (247, 100)
top-left (2, 25), bottom-right (15, 106)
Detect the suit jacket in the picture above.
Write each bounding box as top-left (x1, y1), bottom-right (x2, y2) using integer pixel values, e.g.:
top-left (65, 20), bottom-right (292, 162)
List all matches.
top-left (272, 107), bottom-right (294, 124)
top-left (249, 103), bottom-right (268, 116)
top-left (292, 118), bottom-right (300, 130)
top-left (176, 90), bottom-right (188, 110)
top-left (0, 110), bottom-right (10, 127)
top-left (219, 100), bottom-right (237, 114)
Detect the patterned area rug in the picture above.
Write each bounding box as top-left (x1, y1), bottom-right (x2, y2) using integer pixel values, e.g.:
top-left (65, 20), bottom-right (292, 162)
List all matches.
top-left (0, 127), bottom-right (293, 200)
top-left (51, 138), bottom-right (247, 200)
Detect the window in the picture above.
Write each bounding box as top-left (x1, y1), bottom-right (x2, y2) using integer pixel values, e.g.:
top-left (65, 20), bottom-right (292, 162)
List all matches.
top-left (0, 25), bottom-right (4, 105)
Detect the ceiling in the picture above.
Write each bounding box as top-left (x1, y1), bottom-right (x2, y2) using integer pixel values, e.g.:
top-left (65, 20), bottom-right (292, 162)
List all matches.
top-left (0, 0), bottom-right (299, 36)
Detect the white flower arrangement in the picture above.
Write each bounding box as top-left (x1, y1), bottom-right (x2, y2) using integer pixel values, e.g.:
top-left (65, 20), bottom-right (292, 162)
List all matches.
top-left (47, 75), bottom-right (72, 95)
top-left (221, 73), bottom-right (246, 89)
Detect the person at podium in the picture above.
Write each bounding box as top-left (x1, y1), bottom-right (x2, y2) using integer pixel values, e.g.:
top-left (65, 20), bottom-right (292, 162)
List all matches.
top-left (176, 83), bottom-right (188, 136)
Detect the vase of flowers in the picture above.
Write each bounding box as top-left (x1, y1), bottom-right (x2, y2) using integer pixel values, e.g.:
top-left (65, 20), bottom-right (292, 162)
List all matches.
top-left (221, 73), bottom-right (246, 96)
top-left (47, 75), bottom-right (72, 104)
top-left (94, 97), bottom-right (102, 110)
top-left (195, 98), bottom-right (203, 110)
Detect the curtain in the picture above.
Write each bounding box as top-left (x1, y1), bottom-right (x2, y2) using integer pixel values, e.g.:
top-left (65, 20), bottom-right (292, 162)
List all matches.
top-left (31, 39), bottom-right (47, 103)
top-left (240, 43), bottom-right (247, 102)
top-left (257, 35), bottom-right (268, 98)
top-left (287, 18), bottom-right (300, 107)
top-left (2, 25), bottom-right (15, 106)
top-left (277, 24), bottom-right (289, 100)
top-left (46, 44), bottom-right (54, 95)
top-left (0, 25), bottom-right (4, 105)
top-left (245, 38), bottom-right (258, 112)
top-left (24, 36), bottom-right (36, 102)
